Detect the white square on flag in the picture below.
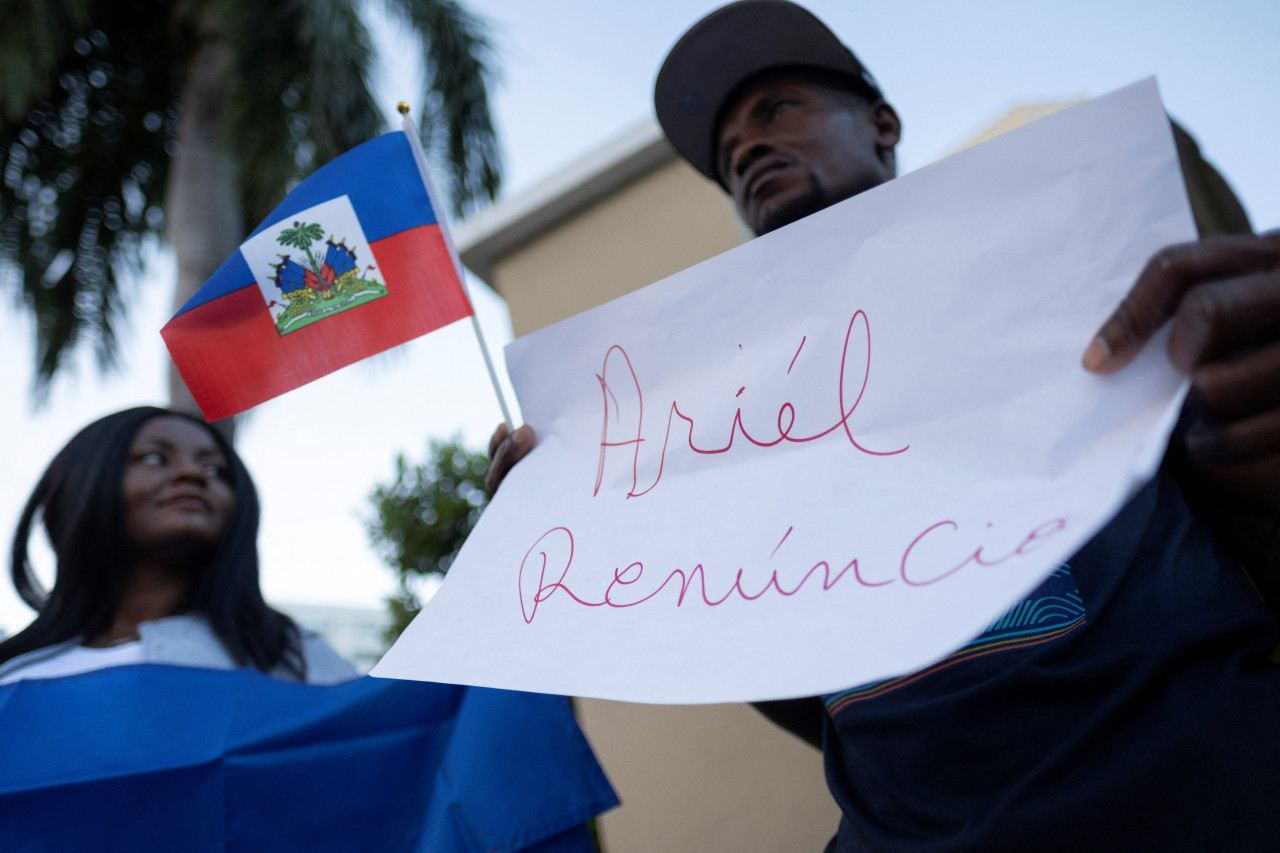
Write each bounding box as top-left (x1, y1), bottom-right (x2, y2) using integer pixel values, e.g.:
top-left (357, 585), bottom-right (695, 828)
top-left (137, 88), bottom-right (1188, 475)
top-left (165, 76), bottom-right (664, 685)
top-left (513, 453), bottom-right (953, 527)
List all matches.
top-left (239, 196), bottom-right (386, 336)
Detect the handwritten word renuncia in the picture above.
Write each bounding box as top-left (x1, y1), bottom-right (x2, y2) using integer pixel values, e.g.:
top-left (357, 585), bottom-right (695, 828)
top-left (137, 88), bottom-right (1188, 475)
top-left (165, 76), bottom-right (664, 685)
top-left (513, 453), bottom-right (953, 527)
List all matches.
top-left (594, 310), bottom-right (908, 499)
top-left (517, 517), bottom-right (1068, 624)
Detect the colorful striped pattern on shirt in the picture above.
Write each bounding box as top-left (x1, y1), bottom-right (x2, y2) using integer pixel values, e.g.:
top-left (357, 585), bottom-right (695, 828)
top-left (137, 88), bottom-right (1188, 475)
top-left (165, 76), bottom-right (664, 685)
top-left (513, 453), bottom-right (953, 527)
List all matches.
top-left (824, 565), bottom-right (1085, 715)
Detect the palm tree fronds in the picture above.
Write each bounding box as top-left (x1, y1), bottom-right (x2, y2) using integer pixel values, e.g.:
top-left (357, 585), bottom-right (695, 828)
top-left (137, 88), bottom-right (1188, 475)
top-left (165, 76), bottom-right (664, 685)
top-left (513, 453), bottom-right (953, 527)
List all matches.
top-left (0, 0), bottom-right (503, 395)
top-left (386, 0), bottom-right (502, 216)
top-left (219, 0), bottom-right (384, 225)
top-left (0, 0), bottom-right (93, 123)
top-left (0, 0), bottom-right (182, 392)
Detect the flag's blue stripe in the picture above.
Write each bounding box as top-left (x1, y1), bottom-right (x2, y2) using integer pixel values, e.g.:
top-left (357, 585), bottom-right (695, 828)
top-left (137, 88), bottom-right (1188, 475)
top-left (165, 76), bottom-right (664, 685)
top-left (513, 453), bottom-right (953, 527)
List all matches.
top-left (251, 131), bottom-right (437, 239)
top-left (175, 131), bottom-right (437, 316)
top-left (177, 254), bottom-right (256, 316)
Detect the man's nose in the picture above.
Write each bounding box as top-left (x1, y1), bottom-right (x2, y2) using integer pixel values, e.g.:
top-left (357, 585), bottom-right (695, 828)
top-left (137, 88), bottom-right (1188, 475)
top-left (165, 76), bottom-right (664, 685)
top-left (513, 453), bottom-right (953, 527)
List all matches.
top-left (730, 138), bottom-right (773, 181)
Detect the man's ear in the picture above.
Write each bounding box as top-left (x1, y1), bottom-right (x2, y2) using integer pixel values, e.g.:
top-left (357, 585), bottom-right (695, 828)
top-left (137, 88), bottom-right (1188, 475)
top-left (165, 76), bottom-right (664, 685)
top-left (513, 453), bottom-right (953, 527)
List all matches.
top-left (869, 100), bottom-right (902, 150)
top-left (868, 100), bottom-right (902, 173)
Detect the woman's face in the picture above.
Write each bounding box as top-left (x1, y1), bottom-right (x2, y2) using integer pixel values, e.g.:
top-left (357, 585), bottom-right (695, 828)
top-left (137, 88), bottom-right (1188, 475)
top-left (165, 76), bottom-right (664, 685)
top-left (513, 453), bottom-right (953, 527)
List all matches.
top-left (122, 417), bottom-right (235, 557)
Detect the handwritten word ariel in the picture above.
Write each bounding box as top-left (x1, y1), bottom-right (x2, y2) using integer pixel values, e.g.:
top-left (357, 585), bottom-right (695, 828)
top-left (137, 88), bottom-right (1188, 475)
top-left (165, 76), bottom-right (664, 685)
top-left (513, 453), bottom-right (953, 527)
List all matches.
top-left (594, 310), bottom-right (908, 499)
top-left (517, 516), bottom-right (1068, 624)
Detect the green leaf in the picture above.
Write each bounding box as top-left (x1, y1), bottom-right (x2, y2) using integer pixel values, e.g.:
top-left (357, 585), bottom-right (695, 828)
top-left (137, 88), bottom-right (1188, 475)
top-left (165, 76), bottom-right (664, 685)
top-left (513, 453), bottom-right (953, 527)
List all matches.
top-left (276, 220), bottom-right (324, 251)
top-left (366, 436), bottom-right (490, 642)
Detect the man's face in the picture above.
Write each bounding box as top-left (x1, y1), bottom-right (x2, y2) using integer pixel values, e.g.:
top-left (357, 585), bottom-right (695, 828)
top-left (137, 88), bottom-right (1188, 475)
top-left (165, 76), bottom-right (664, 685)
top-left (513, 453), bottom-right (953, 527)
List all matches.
top-left (715, 70), bottom-right (899, 236)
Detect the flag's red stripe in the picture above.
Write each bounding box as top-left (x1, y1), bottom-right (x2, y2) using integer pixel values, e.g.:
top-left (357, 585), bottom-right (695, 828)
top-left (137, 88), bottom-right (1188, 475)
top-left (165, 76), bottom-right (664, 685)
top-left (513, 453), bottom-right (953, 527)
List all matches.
top-left (162, 224), bottom-right (471, 421)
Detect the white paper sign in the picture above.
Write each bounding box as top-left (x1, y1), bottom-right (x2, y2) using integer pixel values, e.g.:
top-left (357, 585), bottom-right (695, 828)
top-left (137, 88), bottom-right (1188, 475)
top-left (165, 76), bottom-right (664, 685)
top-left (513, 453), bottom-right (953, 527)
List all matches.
top-left (374, 80), bottom-right (1195, 703)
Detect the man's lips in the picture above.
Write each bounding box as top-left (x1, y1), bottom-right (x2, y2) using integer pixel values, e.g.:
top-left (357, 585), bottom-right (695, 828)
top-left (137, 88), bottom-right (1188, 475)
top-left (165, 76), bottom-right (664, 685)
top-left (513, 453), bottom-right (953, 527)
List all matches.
top-left (741, 156), bottom-right (794, 204)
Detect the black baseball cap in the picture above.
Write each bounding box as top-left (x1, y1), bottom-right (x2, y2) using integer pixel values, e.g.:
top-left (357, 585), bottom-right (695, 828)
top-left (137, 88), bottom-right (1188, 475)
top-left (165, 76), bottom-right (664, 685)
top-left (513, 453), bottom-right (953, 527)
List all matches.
top-left (654, 1), bottom-right (883, 184)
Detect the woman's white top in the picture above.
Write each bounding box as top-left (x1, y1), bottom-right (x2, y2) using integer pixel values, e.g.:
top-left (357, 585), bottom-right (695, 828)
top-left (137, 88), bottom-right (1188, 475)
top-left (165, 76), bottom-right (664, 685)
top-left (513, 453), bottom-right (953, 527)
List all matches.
top-left (0, 641), bottom-right (145, 685)
top-left (0, 614), bottom-right (357, 685)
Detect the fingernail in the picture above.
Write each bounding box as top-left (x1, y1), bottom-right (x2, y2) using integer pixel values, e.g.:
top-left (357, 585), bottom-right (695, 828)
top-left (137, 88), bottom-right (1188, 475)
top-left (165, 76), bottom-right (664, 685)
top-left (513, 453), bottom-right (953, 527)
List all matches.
top-left (1082, 336), bottom-right (1111, 372)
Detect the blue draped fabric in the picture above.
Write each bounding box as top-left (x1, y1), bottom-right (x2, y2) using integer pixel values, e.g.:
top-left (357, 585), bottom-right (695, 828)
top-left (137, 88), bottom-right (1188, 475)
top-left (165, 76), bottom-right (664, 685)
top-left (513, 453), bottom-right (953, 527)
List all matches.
top-left (0, 666), bottom-right (616, 852)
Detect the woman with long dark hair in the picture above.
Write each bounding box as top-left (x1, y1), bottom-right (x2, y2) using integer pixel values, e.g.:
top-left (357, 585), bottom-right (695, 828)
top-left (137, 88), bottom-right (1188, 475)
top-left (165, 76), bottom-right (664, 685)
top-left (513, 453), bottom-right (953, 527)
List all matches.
top-left (0, 406), bottom-right (353, 684)
top-left (0, 409), bottom-right (617, 853)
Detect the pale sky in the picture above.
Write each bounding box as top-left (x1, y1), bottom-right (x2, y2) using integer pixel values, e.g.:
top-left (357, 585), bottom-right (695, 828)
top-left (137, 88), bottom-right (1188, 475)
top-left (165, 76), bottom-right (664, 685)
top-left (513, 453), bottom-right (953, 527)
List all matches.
top-left (2, 0), bottom-right (1277, 635)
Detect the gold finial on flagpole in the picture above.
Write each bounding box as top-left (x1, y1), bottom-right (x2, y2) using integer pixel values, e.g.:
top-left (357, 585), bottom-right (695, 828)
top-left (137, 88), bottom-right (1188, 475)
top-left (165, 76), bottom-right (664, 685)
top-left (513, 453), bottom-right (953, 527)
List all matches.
top-left (396, 101), bottom-right (410, 115)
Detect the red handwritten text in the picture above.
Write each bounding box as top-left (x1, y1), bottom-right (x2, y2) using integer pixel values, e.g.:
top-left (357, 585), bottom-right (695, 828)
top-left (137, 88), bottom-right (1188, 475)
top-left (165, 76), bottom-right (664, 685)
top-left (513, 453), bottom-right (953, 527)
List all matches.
top-left (594, 310), bottom-right (908, 499)
top-left (517, 516), bottom-right (1070, 624)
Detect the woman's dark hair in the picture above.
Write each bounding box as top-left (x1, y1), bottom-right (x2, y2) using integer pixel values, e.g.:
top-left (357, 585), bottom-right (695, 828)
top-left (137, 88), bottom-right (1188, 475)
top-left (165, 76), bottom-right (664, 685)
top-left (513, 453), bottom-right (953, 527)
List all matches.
top-left (0, 406), bottom-right (304, 677)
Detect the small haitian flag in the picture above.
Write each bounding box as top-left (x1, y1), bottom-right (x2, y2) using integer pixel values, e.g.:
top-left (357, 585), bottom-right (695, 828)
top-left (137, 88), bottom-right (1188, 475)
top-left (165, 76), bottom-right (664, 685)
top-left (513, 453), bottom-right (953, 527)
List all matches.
top-left (162, 130), bottom-right (473, 421)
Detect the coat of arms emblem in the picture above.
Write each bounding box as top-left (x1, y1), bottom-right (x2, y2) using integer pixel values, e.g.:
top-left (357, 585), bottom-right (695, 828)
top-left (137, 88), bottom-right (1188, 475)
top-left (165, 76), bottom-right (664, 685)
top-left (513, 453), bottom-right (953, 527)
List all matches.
top-left (268, 221), bottom-right (387, 335)
top-left (240, 196), bottom-right (387, 336)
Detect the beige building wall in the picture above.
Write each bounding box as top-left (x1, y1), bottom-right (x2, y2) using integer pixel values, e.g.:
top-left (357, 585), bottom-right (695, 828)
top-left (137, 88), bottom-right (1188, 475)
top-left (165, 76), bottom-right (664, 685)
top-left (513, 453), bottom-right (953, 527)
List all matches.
top-left (490, 158), bottom-right (748, 337)
top-left (579, 701), bottom-right (836, 852)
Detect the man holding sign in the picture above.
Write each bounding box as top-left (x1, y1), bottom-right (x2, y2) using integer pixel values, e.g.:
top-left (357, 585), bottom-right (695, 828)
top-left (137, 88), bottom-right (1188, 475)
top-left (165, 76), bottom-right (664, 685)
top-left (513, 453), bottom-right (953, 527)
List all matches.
top-left (485, 1), bottom-right (1280, 849)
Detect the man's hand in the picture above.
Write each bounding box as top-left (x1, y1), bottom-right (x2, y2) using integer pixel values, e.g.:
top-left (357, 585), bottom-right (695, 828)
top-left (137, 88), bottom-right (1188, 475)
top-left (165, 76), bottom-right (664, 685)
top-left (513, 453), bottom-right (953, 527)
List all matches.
top-left (1083, 230), bottom-right (1280, 597)
top-left (486, 423), bottom-right (536, 496)
top-left (1084, 231), bottom-right (1280, 469)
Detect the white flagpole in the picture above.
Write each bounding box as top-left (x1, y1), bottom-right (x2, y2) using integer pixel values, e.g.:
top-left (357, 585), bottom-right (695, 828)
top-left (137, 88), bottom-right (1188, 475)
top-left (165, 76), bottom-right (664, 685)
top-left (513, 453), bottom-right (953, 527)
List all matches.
top-left (397, 102), bottom-right (514, 430)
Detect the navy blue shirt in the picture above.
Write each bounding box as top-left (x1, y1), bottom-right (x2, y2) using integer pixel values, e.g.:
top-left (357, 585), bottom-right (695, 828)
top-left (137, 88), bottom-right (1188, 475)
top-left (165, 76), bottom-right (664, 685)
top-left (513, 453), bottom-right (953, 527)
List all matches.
top-left (822, 468), bottom-right (1280, 851)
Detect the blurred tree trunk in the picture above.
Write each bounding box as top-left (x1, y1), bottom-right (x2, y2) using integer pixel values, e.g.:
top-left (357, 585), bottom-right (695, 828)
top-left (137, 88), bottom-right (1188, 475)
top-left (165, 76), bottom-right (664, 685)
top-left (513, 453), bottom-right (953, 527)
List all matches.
top-left (164, 36), bottom-right (241, 440)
